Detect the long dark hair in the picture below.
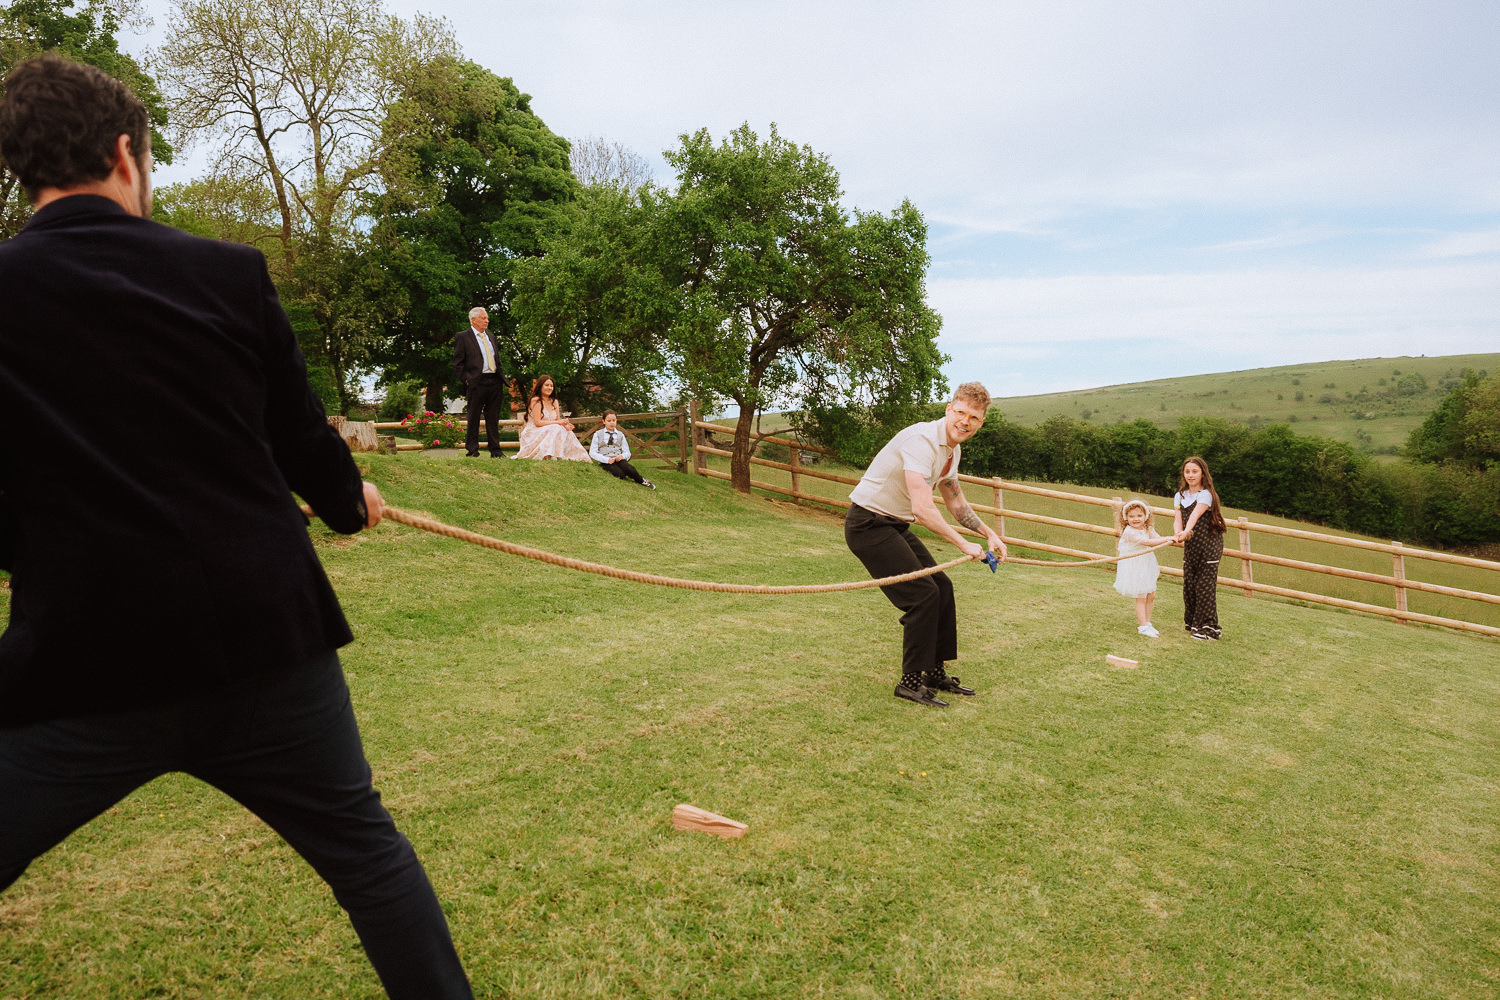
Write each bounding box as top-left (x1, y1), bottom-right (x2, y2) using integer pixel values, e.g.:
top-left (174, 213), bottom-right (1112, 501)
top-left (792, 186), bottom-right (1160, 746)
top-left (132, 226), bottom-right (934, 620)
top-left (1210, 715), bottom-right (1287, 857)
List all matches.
top-left (1177, 456), bottom-right (1227, 533)
top-left (526, 375), bottom-right (558, 421)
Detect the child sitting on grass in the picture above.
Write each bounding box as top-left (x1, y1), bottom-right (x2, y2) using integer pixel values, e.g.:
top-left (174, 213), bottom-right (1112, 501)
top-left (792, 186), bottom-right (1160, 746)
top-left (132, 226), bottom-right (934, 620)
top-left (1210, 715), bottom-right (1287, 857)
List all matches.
top-left (1114, 499), bottom-right (1177, 637)
top-left (588, 410), bottom-right (654, 489)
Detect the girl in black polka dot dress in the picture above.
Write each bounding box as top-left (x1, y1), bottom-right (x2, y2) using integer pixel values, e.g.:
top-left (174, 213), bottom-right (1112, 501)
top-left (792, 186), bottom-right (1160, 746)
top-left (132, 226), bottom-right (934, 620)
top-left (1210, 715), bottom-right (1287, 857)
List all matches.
top-left (1173, 456), bottom-right (1228, 640)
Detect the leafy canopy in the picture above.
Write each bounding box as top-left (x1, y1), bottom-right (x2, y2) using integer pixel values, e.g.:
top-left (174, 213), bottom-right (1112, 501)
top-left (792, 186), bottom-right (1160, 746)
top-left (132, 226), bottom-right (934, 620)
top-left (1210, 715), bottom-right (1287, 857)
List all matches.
top-left (366, 56), bottom-right (577, 411)
top-left (658, 123), bottom-right (946, 491)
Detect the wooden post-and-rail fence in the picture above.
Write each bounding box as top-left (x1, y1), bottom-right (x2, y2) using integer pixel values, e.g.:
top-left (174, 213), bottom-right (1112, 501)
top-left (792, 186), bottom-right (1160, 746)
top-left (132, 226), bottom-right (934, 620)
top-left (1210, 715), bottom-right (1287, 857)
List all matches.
top-left (686, 418), bottom-right (1500, 641)
top-left (366, 410), bottom-right (690, 472)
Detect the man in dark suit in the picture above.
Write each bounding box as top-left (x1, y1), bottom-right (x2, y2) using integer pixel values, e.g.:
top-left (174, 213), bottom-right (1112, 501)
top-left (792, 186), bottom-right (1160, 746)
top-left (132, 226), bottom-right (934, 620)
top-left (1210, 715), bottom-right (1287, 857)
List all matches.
top-left (453, 307), bottom-right (506, 457)
top-left (0, 57), bottom-right (472, 999)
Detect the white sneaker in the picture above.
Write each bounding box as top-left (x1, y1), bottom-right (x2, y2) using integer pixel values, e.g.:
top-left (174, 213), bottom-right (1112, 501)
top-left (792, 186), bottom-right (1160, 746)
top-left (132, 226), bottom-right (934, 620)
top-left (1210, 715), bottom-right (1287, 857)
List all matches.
top-left (1138, 624), bottom-right (1160, 637)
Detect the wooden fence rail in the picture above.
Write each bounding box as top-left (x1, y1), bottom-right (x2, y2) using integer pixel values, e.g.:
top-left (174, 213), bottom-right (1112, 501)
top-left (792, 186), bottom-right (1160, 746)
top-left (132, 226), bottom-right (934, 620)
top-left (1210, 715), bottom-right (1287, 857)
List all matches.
top-left (375, 411), bottom-right (688, 470)
top-left (688, 419), bottom-right (1500, 640)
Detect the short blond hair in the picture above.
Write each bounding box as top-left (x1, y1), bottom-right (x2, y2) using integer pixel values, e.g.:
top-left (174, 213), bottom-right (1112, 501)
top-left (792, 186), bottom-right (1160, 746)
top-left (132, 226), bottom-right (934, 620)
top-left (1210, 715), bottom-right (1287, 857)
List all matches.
top-left (951, 382), bottom-right (990, 412)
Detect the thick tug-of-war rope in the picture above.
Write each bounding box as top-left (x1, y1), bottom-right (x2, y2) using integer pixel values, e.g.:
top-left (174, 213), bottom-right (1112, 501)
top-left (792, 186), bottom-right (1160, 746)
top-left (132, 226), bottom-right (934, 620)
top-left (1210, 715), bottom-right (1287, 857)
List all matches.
top-left (303, 503), bottom-right (1136, 592)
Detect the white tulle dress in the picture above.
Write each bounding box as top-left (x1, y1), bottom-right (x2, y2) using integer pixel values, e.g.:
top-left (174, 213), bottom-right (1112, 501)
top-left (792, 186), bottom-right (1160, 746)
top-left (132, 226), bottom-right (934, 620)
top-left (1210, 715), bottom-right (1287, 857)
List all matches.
top-left (1113, 525), bottom-right (1161, 598)
top-left (515, 402), bottom-right (591, 461)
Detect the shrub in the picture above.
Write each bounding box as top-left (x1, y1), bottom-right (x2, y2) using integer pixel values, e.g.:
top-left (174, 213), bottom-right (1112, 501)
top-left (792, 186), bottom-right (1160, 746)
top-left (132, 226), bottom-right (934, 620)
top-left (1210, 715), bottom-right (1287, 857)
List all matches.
top-left (1396, 372), bottom-right (1427, 396)
top-left (400, 411), bottom-right (465, 449)
top-left (378, 382), bottom-right (422, 422)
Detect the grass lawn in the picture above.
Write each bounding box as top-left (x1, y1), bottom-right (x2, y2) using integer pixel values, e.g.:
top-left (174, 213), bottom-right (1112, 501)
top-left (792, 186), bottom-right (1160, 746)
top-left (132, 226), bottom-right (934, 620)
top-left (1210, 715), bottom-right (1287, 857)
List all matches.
top-left (2, 454), bottom-right (1497, 998)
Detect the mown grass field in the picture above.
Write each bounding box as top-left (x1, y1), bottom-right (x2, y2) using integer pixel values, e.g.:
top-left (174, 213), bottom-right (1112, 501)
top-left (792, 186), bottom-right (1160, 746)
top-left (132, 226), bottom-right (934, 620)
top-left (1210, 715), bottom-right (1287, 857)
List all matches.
top-left (2, 455), bottom-right (1497, 998)
top-left (987, 353), bottom-right (1500, 459)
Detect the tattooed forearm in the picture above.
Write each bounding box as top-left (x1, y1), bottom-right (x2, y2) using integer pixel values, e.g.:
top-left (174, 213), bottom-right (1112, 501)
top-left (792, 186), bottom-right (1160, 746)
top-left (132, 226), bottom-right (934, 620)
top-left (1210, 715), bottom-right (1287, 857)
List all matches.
top-left (955, 503), bottom-right (987, 535)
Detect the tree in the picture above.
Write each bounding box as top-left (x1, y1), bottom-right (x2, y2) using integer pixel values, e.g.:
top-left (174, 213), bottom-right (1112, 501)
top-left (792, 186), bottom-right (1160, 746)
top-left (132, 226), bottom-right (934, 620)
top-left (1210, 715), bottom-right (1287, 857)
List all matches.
top-left (658, 123), bottom-right (946, 492)
top-left (568, 135), bottom-right (652, 190)
top-left (158, 0), bottom-right (454, 407)
top-left (509, 181), bottom-right (672, 413)
top-left (364, 56), bottom-right (576, 412)
top-left (1405, 368), bottom-right (1500, 468)
top-left (0, 0), bottom-right (173, 238)
top-left (151, 167), bottom-right (282, 247)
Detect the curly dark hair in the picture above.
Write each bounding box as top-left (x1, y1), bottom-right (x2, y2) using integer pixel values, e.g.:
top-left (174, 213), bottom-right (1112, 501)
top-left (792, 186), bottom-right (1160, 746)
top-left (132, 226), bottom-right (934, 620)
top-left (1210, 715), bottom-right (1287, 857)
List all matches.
top-left (0, 55), bottom-right (150, 201)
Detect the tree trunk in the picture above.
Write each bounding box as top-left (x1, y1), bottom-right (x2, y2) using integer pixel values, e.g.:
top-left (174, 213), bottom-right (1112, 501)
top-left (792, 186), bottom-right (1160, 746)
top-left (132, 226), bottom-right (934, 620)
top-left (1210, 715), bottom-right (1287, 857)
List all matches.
top-left (425, 379), bottom-right (446, 415)
top-left (731, 406), bottom-right (757, 493)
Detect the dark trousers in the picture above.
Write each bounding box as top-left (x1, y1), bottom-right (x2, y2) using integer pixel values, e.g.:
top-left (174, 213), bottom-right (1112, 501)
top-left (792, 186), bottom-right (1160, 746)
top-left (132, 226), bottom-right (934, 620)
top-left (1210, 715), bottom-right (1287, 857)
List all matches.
top-left (1182, 530), bottom-right (1224, 634)
top-left (844, 503), bottom-right (957, 680)
top-left (599, 458), bottom-right (645, 484)
top-left (464, 374), bottom-right (505, 456)
top-left (0, 651), bottom-right (473, 1000)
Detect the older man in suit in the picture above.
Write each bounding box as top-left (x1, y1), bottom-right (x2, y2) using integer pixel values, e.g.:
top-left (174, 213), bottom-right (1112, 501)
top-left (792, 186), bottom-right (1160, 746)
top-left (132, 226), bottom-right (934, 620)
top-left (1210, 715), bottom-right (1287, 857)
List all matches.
top-left (0, 56), bottom-right (472, 998)
top-left (453, 306), bottom-right (506, 457)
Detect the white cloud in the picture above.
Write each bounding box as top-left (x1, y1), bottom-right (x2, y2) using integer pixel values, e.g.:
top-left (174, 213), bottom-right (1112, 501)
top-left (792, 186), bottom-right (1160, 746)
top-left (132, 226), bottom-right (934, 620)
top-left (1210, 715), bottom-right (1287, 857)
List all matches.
top-left (1418, 229), bottom-right (1500, 259)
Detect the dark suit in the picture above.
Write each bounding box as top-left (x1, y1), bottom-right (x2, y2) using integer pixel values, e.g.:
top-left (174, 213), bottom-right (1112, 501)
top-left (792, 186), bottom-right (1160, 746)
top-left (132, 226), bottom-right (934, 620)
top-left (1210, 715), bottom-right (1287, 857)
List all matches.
top-left (0, 196), bottom-right (471, 998)
top-left (452, 326), bottom-right (505, 456)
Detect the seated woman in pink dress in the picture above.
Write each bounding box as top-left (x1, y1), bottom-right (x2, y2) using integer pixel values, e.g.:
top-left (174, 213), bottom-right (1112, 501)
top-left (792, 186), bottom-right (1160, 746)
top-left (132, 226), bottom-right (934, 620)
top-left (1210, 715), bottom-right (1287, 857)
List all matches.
top-left (515, 374), bottom-right (591, 461)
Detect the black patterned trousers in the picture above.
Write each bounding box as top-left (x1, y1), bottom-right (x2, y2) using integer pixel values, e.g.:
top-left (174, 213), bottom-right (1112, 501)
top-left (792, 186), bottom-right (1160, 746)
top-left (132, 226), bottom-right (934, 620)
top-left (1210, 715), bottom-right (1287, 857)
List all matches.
top-left (1182, 529), bottom-right (1224, 636)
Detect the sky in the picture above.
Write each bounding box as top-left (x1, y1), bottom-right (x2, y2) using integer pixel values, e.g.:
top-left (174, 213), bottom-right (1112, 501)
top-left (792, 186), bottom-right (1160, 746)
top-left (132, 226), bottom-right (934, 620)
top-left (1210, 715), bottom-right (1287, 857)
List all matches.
top-left (143, 0), bottom-right (1500, 398)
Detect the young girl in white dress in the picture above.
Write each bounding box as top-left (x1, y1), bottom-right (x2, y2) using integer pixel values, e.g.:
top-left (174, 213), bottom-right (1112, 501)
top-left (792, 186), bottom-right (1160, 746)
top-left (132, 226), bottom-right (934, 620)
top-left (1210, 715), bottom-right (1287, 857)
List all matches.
top-left (1114, 499), bottom-right (1177, 637)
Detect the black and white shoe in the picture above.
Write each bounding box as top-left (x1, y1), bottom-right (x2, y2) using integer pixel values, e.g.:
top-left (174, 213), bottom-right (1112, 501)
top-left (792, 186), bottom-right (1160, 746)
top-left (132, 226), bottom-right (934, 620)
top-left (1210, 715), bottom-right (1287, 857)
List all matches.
top-left (641, 480), bottom-right (656, 490)
top-left (894, 683), bottom-right (948, 708)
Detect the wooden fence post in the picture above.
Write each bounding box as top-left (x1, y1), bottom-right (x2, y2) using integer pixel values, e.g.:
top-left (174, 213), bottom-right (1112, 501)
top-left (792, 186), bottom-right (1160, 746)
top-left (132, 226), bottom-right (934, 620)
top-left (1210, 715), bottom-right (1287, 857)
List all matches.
top-left (1111, 498), bottom-right (1124, 534)
top-left (1392, 541), bottom-right (1408, 622)
top-left (1238, 516), bottom-right (1253, 597)
top-left (677, 407), bottom-right (688, 472)
top-left (789, 444), bottom-right (801, 503)
top-left (688, 400), bottom-right (705, 476)
top-left (992, 480), bottom-right (1005, 538)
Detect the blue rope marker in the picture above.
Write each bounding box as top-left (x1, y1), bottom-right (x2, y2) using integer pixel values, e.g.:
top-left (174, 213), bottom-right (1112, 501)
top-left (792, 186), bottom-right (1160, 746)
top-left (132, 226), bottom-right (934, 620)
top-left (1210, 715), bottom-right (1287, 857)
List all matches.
top-left (983, 551), bottom-right (999, 572)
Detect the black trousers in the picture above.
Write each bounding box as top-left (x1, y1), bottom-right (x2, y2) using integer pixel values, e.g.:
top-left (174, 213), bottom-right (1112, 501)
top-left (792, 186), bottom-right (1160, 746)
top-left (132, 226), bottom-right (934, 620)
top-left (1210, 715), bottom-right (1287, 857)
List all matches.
top-left (464, 374), bottom-right (505, 456)
top-left (599, 458), bottom-right (645, 484)
top-left (0, 650), bottom-right (473, 1000)
top-left (844, 503), bottom-right (957, 681)
top-left (1182, 529), bottom-right (1224, 634)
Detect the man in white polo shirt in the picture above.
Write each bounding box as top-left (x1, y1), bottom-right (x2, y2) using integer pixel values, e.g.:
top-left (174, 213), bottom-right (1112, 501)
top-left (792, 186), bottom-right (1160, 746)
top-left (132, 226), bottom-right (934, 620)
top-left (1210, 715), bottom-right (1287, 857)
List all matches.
top-left (845, 382), bottom-right (1005, 707)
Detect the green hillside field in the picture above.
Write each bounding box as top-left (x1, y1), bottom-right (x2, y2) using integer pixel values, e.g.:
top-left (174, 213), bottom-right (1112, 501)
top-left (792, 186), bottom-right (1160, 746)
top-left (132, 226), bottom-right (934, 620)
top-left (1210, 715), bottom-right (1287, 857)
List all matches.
top-left (992, 353), bottom-right (1500, 459)
top-left (2, 455), bottom-right (1497, 998)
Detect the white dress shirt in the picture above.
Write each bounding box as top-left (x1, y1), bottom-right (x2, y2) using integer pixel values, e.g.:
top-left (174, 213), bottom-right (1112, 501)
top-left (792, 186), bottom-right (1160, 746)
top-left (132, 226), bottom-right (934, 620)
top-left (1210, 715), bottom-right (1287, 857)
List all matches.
top-left (589, 427), bottom-right (631, 464)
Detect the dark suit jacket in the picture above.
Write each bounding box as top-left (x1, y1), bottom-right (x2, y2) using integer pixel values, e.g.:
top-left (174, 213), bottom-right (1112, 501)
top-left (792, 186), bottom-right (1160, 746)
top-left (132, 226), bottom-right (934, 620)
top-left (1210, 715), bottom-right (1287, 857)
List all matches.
top-left (0, 196), bottom-right (367, 725)
top-left (453, 327), bottom-right (504, 388)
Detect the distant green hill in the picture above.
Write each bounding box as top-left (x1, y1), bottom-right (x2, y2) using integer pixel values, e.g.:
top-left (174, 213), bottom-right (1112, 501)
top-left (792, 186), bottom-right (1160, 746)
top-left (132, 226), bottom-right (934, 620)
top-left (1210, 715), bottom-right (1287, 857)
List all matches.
top-left (993, 353), bottom-right (1500, 460)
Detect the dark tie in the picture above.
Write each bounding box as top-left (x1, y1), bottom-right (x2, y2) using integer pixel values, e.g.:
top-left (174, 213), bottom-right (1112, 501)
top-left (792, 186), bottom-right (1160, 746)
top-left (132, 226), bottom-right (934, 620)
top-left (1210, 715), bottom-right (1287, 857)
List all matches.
top-left (609, 432), bottom-right (617, 446)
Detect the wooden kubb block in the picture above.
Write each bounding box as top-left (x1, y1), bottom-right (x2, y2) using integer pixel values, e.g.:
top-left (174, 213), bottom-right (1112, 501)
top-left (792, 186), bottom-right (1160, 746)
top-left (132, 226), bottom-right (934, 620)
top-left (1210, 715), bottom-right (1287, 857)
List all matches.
top-left (672, 804), bottom-right (747, 839)
top-left (1105, 655), bottom-right (1139, 669)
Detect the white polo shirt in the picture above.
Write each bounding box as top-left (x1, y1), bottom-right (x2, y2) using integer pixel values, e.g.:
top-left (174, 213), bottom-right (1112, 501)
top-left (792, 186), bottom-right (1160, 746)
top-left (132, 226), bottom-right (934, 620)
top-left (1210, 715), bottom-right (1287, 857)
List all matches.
top-left (848, 417), bottom-right (959, 521)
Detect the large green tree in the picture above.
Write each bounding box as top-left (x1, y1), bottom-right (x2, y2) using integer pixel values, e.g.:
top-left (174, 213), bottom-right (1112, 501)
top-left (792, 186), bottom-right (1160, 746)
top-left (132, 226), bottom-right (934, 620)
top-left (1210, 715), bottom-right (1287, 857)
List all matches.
top-left (507, 181), bottom-right (673, 414)
top-left (365, 56), bottom-right (577, 413)
top-left (658, 123), bottom-right (947, 492)
top-left (0, 0), bottom-right (172, 238)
